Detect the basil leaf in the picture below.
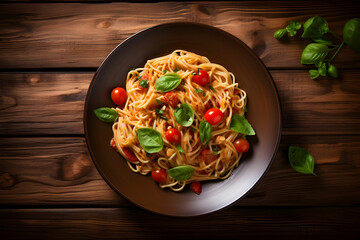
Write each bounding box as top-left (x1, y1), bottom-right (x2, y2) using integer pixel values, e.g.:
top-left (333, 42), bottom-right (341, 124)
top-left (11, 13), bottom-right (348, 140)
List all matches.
top-left (302, 16), bottom-right (329, 38)
top-left (209, 86), bottom-right (215, 92)
top-left (211, 146), bottom-right (219, 155)
top-left (168, 166), bottom-right (194, 181)
top-left (139, 79), bottom-right (149, 88)
top-left (230, 114), bottom-right (255, 135)
top-left (195, 88), bottom-right (203, 93)
top-left (328, 64), bottom-right (338, 78)
top-left (155, 108), bottom-right (164, 115)
top-left (160, 116), bottom-right (168, 121)
top-left (309, 69), bottom-right (320, 80)
top-left (176, 145), bottom-right (184, 154)
top-left (136, 128), bottom-right (163, 153)
top-left (301, 43), bottom-right (329, 65)
top-left (312, 36), bottom-right (333, 46)
top-left (156, 99), bottom-right (163, 105)
top-left (288, 146), bottom-right (316, 175)
top-left (174, 104), bottom-right (194, 127)
top-left (94, 107), bottom-right (118, 123)
top-left (154, 73), bottom-right (182, 92)
top-left (274, 29), bottom-right (287, 39)
top-left (162, 69), bottom-right (167, 74)
top-left (318, 62), bottom-right (327, 76)
top-left (199, 120), bottom-right (212, 145)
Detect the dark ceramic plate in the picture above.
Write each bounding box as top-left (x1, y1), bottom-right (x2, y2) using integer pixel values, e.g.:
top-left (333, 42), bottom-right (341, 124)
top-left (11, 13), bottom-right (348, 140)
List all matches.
top-left (84, 22), bottom-right (281, 217)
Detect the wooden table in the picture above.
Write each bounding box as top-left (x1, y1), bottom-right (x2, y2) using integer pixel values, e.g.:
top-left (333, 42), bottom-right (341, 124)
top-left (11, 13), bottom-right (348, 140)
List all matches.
top-left (1, 1), bottom-right (359, 239)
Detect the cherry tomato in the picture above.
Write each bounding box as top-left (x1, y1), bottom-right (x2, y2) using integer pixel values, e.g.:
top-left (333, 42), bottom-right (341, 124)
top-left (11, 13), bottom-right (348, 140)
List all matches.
top-left (163, 91), bottom-right (180, 108)
top-left (151, 169), bottom-right (167, 183)
top-left (190, 181), bottom-right (202, 195)
top-left (204, 108), bottom-right (223, 125)
top-left (110, 138), bottom-right (117, 150)
top-left (233, 138), bottom-right (250, 153)
top-left (201, 149), bottom-right (223, 170)
top-left (165, 128), bottom-right (181, 144)
top-left (121, 147), bottom-right (138, 163)
top-left (193, 70), bottom-right (209, 86)
top-left (111, 87), bottom-right (127, 106)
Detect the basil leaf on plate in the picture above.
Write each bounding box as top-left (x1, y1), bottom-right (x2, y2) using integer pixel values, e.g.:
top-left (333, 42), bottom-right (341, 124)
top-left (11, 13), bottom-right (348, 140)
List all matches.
top-left (302, 16), bottom-right (329, 38)
top-left (174, 103), bottom-right (194, 127)
top-left (136, 128), bottom-right (163, 153)
top-left (168, 166), bottom-right (194, 181)
top-left (288, 146), bottom-right (316, 176)
top-left (154, 73), bottom-right (182, 92)
top-left (176, 145), bottom-right (184, 154)
top-left (94, 107), bottom-right (118, 123)
top-left (230, 114), bottom-right (255, 135)
top-left (301, 43), bottom-right (329, 65)
top-left (199, 120), bottom-right (212, 145)
top-left (139, 79), bottom-right (149, 88)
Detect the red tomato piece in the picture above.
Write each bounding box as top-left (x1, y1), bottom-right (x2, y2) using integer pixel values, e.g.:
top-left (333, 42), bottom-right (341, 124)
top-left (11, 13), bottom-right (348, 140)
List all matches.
top-left (111, 87), bottom-right (127, 106)
top-left (121, 147), bottom-right (139, 163)
top-left (163, 91), bottom-right (180, 108)
top-left (190, 181), bottom-right (202, 195)
top-left (204, 108), bottom-right (223, 125)
top-left (140, 74), bottom-right (149, 80)
top-left (110, 138), bottom-right (117, 150)
top-left (151, 169), bottom-right (167, 184)
top-left (202, 149), bottom-right (223, 170)
top-left (193, 70), bottom-right (210, 86)
top-left (165, 128), bottom-right (181, 144)
top-left (233, 138), bottom-right (250, 153)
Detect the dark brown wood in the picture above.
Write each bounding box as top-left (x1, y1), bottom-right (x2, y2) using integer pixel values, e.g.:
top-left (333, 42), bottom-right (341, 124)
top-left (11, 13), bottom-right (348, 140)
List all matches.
top-left (1, 207), bottom-right (359, 239)
top-left (0, 2), bottom-right (359, 69)
top-left (1, 135), bottom-right (359, 206)
top-left (1, 71), bottom-right (360, 136)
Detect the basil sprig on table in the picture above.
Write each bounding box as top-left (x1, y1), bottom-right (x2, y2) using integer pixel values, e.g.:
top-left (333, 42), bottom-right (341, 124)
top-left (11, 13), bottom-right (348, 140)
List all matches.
top-left (94, 107), bottom-right (118, 123)
top-left (302, 16), bottom-right (329, 38)
top-left (288, 146), bottom-right (316, 176)
top-left (168, 166), bottom-right (194, 181)
top-left (230, 114), bottom-right (255, 135)
top-left (136, 128), bottom-right (163, 153)
top-left (301, 43), bottom-right (330, 65)
top-left (174, 104), bottom-right (194, 127)
top-left (199, 120), bottom-right (212, 145)
top-left (154, 73), bottom-right (182, 92)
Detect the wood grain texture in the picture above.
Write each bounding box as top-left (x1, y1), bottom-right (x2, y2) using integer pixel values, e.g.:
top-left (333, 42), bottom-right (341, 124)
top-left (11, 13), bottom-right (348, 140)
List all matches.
top-left (0, 207), bottom-right (359, 239)
top-left (0, 2), bottom-right (360, 69)
top-left (0, 135), bottom-right (359, 207)
top-left (1, 70), bottom-right (360, 136)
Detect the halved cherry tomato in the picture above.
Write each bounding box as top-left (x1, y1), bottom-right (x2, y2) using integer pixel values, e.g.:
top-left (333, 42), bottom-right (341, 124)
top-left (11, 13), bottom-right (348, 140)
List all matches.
top-left (233, 138), bottom-right (250, 153)
top-left (165, 128), bottom-right (181, 144)
top-left (151, 169), bottom-right (167, 183)
top-left (201, 149), bottom-right (223, 170)
top-left (140, 74), bottom-right (149, 80)
top-left (190, 181), bottom-right (202, 195)
top-left (121, 147), bottom-right (138, 163)
top-left (110, 138), bottom-right (117, 150)
top-left (204, 108), bottom-right (223, 125)
top-left (163, 91), bottom-right (180, 108)
top-left (111, 87), bottom-right (127, 106)
top-left (193, 70), bottom-right (209, 86)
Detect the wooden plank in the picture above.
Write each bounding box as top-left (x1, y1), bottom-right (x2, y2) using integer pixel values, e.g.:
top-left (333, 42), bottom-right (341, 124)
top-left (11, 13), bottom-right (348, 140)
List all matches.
top-left (0, 207), bottom-right (359, 239)
top-left (0, 2), bottom-right (359, 69)
top-left (1, 70), bottom-right (360, 136)
top-left (0, 135), bottom-right (359, 206)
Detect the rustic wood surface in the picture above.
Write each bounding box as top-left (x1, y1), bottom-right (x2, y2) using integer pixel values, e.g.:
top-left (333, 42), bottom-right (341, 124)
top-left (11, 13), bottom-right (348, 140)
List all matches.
top-left (0, 1), bottom-right (359, 239)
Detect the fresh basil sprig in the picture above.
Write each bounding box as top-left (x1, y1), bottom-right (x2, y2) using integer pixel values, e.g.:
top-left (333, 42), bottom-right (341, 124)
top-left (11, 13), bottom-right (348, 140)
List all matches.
top-left (288, 146), bottom-right (316, 176)
top-left (301, 43), bottom-right (330, 65)
top-left (274, 20), bottom-right (302, 39)
top-left (199, 120), bottom-right (212, 145)
top-left (155, 73), bottom-right (182, 92)
top-left (168, 166), bottom-right (194, 181)
top-left (302, 16), bottom-right (329, 38)
top-left (230, 114), bottom-right (255, 135)
top-left (136, 128), bottom-right (163, 153)
top-left (94, 107), bottom-right (118, 123)
top-left (174, 104), bottom-right (194, 127)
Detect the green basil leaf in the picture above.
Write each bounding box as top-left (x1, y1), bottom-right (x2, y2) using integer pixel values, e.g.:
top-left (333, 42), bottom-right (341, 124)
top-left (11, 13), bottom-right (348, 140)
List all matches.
top-left (211, 145), bottom-right (219, 155)
top-left (195, 88), bottom-right (203, 93)
top-left (94, 107), bottom-right (118, 123)
top-left (309, 69), bottom-right (320, 80)
top-left (155, 108), bottom-right (164, 115)
top-left (139, 79), bottom-right (149, 88)
top-left (274, 29), bottom-right (287, 39)
top-left (327, 64), bottom-right (338, 78)
top-left (230, 114), bottom-right (255, 135)
top-left (209, 86), bottom-right (215, 92)
top-left (302, 16), bottom-right (329, 38)
top-left (318, 62), bottom-right (327, 76)
top-left (160, 116), bottom-right (168, 121)
top-left (174, 104), bottom-right (194, 127)
top-left (301, 43), bottom-right (329, 65)
top-left (176, 145), bottom-right (184, 154)
top-left (156, 99), bottom-right (163, 105)
top-left (168, 166), bottom-right (194, 181)
top-left (288, 146), bottom-right (316, 175)
top-left (199, 120), bottom-right (212, 145)
top-left (162, 69), bottom-right (167, 74)
top-left (154, 73), bottom-right (182, 92)
top-left (312, 36), bottom-right (333, 46)
top-left (295, 22), bottom-right (302, 30)
top-left (136, 128), bottom-right (163, 153)
top-left (343, 18), bottom-right (360, 53)
top-left (286, 24), bottom-right (297, 36)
